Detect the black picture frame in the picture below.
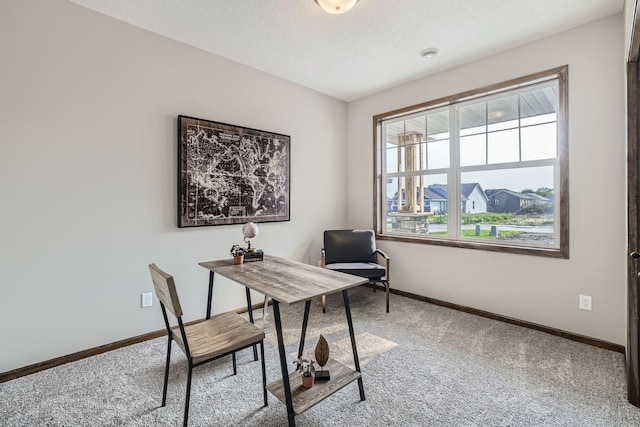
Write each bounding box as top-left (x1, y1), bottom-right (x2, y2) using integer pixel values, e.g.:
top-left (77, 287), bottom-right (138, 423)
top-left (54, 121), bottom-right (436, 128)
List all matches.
top-left (177, 115), bottom-right (290, 227)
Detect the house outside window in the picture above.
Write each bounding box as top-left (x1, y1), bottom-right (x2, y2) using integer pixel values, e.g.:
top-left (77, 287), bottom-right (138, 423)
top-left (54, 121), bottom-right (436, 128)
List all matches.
top-left (374, 66), bottom-right (568, 258)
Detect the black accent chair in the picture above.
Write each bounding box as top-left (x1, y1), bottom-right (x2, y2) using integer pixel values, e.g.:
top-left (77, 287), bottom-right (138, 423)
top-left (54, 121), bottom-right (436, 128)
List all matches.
top-left (321, 230), bottom-right (390, 313)
top-left (148, 264), bottom-right (267, 427)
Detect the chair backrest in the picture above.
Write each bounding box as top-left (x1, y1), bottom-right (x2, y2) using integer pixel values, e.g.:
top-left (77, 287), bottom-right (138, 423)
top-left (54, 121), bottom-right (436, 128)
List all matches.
top-left (324, 229), bottom-right (377, 264)
top-left (148, 263), bottom-right (183, 318)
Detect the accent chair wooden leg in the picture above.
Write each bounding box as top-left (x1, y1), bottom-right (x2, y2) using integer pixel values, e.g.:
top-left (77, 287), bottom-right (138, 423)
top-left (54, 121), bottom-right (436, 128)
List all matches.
top-left (386, 282), bottom-right (390, 313)
top-left (322, 295), bottom-right (326, 313)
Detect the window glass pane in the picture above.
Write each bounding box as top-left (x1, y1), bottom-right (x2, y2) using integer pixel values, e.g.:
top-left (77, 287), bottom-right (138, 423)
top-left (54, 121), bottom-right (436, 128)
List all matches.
top-left (521, 122), bottom-right (557, 161)
top-left (460, 103), bottom-right (486, 136)
top-left (386, 174), bottom-right (448, 236)
top-left (460, 167), bottom-right (556, 247)
top-left (385, 146), bottom-right (398, 173)
top-left (427, 109), bottom-right (449, 169)
top-left (385, 176), bottom-right (400, 214)
top-left (487, 118), bottom-right (518, 132)
top-left (427, 139), bottom-right (449, 169)
top-left (460, 134), bottom-right (486, 167)
top-left (487, 94), bottom-right (519, 132)
top-left (384, 121), bottom-right (402, 149)
top-left (405, 116), bottom-right (426, 136)
top-left (520, 86), bottom-right (557, 119)
top-left (427, 109), bottom-right (449, 139)
top-left (521, 112), bottom-right (556, 127)
top-left (487, 128), bottom-right (519, 164)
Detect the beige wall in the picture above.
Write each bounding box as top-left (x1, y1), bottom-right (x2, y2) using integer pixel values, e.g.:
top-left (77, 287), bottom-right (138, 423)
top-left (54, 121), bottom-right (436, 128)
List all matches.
top-left (0, 0), bottom-right (348, 372)
top-left (347, 14), bottom-right (626, 345)
top-left (625, 0), bottom-right (637, 59)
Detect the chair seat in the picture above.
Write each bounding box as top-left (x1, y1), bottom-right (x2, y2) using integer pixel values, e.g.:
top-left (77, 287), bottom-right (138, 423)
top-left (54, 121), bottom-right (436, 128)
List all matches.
top-left (325, 262), bottom-right (386, 280)
top-left (172, 311), bottom-right (265, 364)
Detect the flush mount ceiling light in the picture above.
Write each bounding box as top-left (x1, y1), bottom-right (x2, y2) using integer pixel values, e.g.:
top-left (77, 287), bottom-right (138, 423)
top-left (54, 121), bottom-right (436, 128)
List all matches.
top-left (487, 110), bottom-right (506, 120)
top-left (419, 48), bottom-right (440, 60)
top-left (314, 0), bottom-right (359, 14)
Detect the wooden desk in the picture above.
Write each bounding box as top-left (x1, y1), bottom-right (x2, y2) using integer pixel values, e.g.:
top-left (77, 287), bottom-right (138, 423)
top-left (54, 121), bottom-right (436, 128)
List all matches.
top-left (199, 255), bottom-right (367, 427)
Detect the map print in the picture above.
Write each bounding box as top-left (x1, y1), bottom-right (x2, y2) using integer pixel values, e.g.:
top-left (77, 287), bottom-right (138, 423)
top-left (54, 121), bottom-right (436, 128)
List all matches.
top-left (178, 116), bottom-right (290, 227)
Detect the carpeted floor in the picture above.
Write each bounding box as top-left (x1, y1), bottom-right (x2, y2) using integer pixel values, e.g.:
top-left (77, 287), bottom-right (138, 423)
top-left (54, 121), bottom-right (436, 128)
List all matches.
top-left (2, 287), bottom-right (640, 426)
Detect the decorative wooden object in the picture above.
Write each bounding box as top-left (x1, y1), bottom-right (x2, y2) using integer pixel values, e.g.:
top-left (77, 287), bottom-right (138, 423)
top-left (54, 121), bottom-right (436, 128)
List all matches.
top-left (314, 335), bottom-right (330, 381)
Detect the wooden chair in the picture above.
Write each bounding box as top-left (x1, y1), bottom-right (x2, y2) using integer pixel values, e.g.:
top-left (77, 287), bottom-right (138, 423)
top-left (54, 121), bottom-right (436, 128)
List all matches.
top-left (321, 229), bottom-right (391, 313)
top-left (148, 264), bottom-right (267, 427)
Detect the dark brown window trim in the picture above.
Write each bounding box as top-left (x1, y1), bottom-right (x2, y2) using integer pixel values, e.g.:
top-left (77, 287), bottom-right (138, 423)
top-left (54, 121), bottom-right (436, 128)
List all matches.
top-left (373, 66), bottom-right (569, 258)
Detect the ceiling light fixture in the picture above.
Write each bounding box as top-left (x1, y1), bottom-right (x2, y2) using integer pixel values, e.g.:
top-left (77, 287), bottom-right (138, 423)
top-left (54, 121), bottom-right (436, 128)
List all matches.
top-left (487, 110), bottom-right (506, 120)
top-left (419, 48), bottom-right (440, 60)
top-left (314, 0), bottom-right (359, 14)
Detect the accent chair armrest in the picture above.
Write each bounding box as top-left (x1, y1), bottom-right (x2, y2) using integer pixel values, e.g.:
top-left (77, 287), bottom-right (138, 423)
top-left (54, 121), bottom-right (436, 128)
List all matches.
top-left (374, 249), bottom-right (390, 287)
top-left (374, 249), bottom-right (389, 260)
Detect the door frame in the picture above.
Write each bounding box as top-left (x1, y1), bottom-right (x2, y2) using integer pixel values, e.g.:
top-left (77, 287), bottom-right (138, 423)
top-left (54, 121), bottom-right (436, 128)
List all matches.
top-left (627, 0), bottom-right (640, 407)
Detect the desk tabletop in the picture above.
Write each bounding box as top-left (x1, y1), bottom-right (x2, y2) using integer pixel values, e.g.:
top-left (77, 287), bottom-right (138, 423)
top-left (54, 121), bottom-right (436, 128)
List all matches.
top-left (199, 255), bottom-right (367, 305)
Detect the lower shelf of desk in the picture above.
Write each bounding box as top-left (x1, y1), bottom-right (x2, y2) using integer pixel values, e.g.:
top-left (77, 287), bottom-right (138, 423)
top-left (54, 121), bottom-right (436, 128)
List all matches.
top-left (266, 358), bottom-right (362, 415)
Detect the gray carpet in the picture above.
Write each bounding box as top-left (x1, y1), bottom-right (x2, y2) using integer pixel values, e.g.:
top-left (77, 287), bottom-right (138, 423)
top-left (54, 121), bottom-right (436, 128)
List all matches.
top-left (2, 287), bottom-right (640, 426)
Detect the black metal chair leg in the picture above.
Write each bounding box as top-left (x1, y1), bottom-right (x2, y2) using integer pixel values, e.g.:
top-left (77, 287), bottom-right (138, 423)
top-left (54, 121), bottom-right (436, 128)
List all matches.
top-left (298, 300), bottom-right (311, 358)
top-left (232, 352), bottom-right (237, 375)
top-left (162, 337), bottom-right (172, 406)
top-left (184, 363), bottom-right (193, 427)
top-left (343, 289), bottom-right (365, 401)
top-left (260, 341), bottom-right (268, 406)
top-left (206, 272), bottom-right (214, 319)
top-left (273, 301), bottom-right (296, 427)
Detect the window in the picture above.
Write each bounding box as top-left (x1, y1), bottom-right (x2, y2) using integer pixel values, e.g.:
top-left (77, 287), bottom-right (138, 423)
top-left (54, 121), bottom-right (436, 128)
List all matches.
top-left (374, 67), bottom-right (568, 258)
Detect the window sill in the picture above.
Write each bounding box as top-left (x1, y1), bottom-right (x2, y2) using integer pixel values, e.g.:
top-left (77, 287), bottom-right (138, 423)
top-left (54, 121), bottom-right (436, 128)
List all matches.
top-left (375, 232), bottom-right (568, 259)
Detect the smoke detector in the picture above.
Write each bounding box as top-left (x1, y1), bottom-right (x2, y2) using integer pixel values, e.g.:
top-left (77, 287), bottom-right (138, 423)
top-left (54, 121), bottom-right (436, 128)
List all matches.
top-left (419, 48), bottom-right (440, 60)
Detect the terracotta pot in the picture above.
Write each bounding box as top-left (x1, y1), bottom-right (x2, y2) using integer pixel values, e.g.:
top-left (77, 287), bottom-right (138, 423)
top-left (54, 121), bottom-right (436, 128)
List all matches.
top-left (301, 374), bottom-right (314, 389)
top-left (233, 255), bottom-right (244, 265)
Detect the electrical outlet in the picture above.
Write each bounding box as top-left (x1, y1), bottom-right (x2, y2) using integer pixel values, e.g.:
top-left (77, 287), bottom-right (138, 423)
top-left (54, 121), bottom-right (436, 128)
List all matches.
top-left (141, 292), bottom-right (153, 308)
top-left (579, 295), bottom-right (592, 311)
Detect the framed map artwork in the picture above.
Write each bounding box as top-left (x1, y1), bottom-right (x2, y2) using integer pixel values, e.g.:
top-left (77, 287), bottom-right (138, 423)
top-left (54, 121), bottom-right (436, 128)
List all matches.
top-left (177, 115), bottom-right (290, 227)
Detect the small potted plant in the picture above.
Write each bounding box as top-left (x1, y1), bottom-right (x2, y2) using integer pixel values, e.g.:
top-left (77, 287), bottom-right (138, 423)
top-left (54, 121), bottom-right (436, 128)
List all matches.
top-left (230, 244), bottom-right (246, 264)
top-left (295, 357), bottom-right (316, 389)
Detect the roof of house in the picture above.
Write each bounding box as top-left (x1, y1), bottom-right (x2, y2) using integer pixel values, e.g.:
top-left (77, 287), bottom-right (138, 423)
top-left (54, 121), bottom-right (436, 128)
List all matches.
top-left (424, 183), bottom-right (488, 201)
top-left (487, 189), bottom-right (547, 201)
top-left (523, 192), bottom-right (551, 202)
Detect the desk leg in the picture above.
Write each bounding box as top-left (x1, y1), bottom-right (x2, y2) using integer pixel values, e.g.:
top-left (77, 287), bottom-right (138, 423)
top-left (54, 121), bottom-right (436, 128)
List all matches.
top-left (206, 272), bottom-right (215, 320)
top-left (297, 300), bottom-right (311, 358)
top-left (272, 300), bottom-right (296, 427)
top-left (343, 289), bottom-right (365, 401)
top-left (245, 287), bottom-right (259, 361)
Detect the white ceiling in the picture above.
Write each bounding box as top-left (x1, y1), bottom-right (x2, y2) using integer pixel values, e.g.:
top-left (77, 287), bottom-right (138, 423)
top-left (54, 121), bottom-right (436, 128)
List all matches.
top-left (68, 0), bottom-right (623, 102)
